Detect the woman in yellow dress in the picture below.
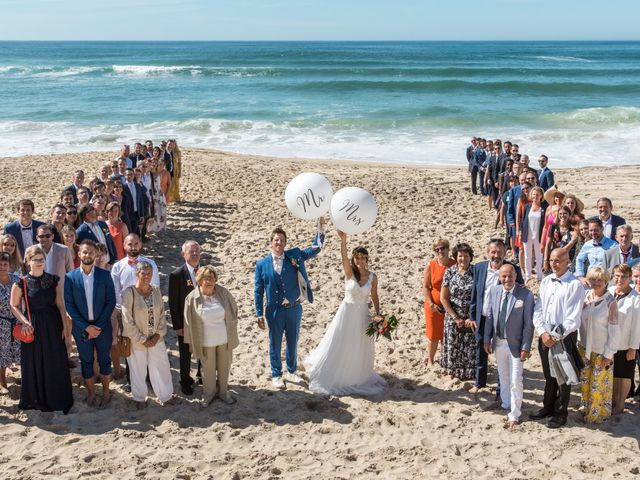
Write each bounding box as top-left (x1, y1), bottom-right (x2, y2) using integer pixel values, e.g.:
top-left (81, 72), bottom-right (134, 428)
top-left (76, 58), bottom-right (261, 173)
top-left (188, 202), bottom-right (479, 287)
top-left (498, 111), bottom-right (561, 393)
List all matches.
top-left (165, 139), bottom-right (182, 203)
top-left (578, 267), bottom-right (619, 423)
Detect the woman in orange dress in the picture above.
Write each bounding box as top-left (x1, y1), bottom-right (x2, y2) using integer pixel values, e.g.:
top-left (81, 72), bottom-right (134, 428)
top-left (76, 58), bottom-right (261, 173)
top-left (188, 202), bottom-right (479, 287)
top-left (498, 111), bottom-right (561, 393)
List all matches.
top-left (423, 238), bottom-right (455, 366)
top-left (105, 201), bottom-right (129, 261)
top-left (514, 181), bottom-right (533, 275)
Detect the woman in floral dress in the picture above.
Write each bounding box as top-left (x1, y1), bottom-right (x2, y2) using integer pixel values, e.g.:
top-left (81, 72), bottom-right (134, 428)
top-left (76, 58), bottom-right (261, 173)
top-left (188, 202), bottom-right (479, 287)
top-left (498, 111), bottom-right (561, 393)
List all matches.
top-left (440, 243), bottom-right (476, 381)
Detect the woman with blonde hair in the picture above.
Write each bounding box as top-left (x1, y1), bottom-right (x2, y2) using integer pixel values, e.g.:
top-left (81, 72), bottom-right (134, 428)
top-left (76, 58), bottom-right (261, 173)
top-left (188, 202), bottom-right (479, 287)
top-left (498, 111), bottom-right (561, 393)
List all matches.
top-left (165, 139), bottom-right (181, 203)
top-left (60, 224), bottom-right (80, 268)
top-left (423, 238), bottom-right (455, 366)
top-left (520, 186), bottom-right (546, 283)
top-left (184, 265), bottom-right (239, 407)
top-left (0, 234), bottom-right (23, 275)
top-left (579, 267), bottom-right (618, 423)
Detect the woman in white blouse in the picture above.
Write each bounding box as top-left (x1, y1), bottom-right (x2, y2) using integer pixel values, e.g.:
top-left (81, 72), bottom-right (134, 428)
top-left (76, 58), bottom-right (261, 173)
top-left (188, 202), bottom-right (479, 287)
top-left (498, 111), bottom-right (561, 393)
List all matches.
top-left (609, 264), bottom-right (640, 414)
top-left (122, 261), bottom-right (175, 409)
top-left (184, 265), bottom-right (239, 407)
top-left (579, 267), bottom-right (619, 423)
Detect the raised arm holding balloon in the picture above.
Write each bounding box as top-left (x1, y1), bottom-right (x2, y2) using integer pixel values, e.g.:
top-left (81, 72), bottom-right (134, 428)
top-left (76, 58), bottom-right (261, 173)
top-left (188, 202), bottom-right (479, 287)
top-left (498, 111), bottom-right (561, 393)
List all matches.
top-left (303, 230), bottom-right (386, 396)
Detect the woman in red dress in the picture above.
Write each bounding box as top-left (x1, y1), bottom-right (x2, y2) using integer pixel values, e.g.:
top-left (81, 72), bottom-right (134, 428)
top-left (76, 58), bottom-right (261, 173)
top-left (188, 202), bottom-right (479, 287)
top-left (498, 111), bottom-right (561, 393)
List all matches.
top-left (423, 239), bottom-right (455, 366)
top-left (106, 201), bottom-right (129, 261)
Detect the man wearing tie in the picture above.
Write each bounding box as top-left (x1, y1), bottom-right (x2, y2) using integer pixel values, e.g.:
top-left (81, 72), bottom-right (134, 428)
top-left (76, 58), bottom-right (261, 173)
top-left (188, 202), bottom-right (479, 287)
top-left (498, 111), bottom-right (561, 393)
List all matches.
top-left (603, 225), bottom-right (640, 278)
top-left (169, 240), bottom-right (202, 395)
top-left (483, 264), bottom-right (535, 428)
top-left (469, 239), bottom-right (523, 394)
top-left (531, 248), bottom-right (585, 428)
top-left (3, 199), bottom-right (45, 257)
top-left (255, 222), bottom-right (325, 389)
top-left (65, 240), bottom-right (116, 407)
top-left (124, 168), bottom-right (147, 236)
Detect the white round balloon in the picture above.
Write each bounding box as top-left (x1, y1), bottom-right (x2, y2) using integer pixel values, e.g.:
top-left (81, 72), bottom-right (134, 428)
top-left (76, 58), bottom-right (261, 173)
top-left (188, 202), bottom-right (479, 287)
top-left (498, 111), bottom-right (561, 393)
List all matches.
top-left (284, 172), bottom-right (333, 220)
top-left (330, 187), bottom-right (377, 235)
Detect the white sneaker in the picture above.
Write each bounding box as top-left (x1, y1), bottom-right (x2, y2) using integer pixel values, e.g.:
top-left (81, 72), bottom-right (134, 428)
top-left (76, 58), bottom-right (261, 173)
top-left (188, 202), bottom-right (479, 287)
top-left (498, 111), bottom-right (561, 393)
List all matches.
top-left (272, 376), bottom-right (286, 389)
top-left (285, 372), bottom-right (305, 385)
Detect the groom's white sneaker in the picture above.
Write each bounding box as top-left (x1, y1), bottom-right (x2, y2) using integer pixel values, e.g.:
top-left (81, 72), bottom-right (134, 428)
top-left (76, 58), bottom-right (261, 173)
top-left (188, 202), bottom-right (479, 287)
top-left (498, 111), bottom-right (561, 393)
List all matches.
top-left (272, 376), bottom-right (286, 389)
top-left (285, 372), bottom-right (305, 386)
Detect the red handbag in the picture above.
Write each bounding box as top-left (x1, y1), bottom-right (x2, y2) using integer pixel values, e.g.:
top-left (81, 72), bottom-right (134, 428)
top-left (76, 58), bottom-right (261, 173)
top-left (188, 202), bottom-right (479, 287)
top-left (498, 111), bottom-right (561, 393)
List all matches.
top-left (13, 277), bottom-right (34, 344)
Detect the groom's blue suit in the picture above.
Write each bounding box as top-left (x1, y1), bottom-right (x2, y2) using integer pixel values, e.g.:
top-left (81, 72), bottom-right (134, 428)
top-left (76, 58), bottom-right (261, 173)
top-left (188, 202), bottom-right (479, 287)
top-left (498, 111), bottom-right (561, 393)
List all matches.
top-left (255, 233), bottom-right (323, 378)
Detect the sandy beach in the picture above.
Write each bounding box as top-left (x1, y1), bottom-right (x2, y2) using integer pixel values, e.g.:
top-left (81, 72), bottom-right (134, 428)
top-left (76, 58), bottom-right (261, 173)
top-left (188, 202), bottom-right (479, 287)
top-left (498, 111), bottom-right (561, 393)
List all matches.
top-left (0, 148), bottom-right (639, 479)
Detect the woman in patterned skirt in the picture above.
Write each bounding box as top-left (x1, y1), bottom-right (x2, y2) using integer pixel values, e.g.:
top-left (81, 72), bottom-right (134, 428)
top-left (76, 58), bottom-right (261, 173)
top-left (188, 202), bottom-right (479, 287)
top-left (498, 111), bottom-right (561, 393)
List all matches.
top-left (440, 243), bottom-right (476, 381)
top-left (578, 267), bottom-right (618, 423)
top-left (0, 252), bottom-right (20, 394)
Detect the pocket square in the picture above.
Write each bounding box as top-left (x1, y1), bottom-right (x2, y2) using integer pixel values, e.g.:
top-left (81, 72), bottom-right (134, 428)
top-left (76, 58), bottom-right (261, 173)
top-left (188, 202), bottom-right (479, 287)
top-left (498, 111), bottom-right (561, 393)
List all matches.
top-left (514, 300), bottom-right (524, 308)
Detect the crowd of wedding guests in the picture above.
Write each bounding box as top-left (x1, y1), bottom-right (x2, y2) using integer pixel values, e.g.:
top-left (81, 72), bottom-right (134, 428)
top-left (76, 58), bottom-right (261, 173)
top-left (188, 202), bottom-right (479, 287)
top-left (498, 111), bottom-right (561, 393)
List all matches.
top-left (422, 136), bottom-right (640, 429)
top-left (0, 139), bottom-right (241, 412)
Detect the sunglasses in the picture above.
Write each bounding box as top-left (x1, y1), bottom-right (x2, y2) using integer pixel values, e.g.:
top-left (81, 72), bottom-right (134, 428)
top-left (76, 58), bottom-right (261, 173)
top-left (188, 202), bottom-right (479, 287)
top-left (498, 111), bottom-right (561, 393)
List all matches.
top-left (435, 246), bottom-right (448, 252)
top-left (37, 234), bottom-right (52, 239)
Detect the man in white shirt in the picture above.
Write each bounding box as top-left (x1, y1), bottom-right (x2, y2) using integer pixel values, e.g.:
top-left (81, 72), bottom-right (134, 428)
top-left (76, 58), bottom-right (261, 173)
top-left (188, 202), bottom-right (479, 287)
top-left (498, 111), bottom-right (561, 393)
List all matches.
top-left (531, 248), bottom-right (585, 428)
top-left (111, 234), bottom-right (160, 310)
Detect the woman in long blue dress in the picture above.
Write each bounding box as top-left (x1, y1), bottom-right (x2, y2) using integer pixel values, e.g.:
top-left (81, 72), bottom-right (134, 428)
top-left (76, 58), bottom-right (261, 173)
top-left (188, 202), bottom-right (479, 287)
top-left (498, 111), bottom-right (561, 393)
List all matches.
top-left (10, 246), bottom-right (73, 414)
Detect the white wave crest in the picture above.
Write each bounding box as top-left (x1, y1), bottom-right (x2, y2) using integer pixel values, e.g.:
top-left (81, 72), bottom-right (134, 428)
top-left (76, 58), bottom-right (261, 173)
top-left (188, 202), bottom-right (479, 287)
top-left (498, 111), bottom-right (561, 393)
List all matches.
top-left (534, 55), bottom-right (595, 63)
top-left (1, 118), bottom-right (639, 167)
top-left (111, 65), bottom-right (202, 76)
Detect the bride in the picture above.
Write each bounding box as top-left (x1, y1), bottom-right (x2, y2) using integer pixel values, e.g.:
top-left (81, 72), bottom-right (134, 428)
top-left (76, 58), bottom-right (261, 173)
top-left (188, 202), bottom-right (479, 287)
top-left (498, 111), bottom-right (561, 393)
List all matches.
top-left (304, 230), bottom-right (387, 396)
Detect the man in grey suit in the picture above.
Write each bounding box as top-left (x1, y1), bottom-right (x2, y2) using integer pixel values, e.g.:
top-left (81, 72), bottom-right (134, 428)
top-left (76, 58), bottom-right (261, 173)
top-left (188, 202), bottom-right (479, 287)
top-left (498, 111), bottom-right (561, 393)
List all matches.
top-left (37, 223), bottom-right (74, 356)
top-left (603, 225), bottom-right (640, 281)
top-left (483, 263), bottom-right (535, 428)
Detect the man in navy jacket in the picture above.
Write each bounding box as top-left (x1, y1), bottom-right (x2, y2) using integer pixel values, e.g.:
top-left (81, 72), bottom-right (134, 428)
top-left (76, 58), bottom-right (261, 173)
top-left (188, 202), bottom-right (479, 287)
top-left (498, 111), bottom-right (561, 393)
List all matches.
top-left (65, 240), bottom-right (116, 407)
top-left (3, 199), bottom-right (45, 257)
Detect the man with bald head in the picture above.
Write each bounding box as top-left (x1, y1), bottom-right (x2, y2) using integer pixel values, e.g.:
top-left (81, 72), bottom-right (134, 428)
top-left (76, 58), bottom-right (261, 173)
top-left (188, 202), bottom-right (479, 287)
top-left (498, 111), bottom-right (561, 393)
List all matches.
top-left (531, 248), bottom-right (585, 429)
top-left (483, 263), bottom-right (534, 428)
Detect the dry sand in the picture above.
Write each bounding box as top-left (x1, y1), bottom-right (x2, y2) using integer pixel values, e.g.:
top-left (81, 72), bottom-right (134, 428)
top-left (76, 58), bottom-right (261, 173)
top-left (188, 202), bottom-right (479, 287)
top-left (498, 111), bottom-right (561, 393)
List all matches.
top-left (0, 149), bottom-right (638, 479)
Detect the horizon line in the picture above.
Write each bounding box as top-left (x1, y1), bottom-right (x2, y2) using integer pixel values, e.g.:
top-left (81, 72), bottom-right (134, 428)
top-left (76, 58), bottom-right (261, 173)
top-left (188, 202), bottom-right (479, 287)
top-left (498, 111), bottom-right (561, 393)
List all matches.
top-left (1, 39), bottom-right (639, 43)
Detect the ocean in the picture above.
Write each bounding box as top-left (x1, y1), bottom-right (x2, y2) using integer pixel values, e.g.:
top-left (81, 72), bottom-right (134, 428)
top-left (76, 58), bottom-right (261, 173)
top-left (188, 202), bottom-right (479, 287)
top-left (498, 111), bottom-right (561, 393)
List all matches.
top-left (1, 41), bottom-right (639, 166)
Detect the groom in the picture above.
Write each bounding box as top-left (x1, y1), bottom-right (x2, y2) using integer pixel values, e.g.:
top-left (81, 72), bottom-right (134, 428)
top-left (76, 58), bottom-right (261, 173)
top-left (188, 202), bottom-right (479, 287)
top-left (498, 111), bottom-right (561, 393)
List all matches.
top-left (255, 223), bottom-right (324, 389)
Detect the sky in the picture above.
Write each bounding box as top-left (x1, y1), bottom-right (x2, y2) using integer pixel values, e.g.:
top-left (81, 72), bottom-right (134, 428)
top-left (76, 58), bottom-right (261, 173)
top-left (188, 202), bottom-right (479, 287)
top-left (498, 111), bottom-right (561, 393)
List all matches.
top-left (2, 0), bottom-right (638, 41)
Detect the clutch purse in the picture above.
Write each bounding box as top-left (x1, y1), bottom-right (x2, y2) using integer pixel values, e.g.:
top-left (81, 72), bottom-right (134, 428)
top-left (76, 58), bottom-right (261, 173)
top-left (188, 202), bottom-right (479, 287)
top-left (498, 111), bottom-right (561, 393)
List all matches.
top-left (13, 277), bottom-right (34, 343)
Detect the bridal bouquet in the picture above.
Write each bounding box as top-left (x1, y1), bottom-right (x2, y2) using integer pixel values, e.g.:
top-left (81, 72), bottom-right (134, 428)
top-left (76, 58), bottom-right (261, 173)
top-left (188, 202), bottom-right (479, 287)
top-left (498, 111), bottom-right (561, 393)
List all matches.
top-left (366, 314), bottom-right (398, 340)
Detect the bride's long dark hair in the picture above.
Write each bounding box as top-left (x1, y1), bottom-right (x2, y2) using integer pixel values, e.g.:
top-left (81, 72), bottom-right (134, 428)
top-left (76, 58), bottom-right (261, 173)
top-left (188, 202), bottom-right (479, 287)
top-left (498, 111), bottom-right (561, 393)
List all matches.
top-left (350, 246), bottom-right (369, 282)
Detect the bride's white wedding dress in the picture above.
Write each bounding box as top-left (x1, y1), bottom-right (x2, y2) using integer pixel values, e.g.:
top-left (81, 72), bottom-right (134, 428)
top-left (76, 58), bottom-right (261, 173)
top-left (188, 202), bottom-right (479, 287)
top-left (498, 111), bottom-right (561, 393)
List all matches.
top-left (304, 272), bottom-right (386, 396)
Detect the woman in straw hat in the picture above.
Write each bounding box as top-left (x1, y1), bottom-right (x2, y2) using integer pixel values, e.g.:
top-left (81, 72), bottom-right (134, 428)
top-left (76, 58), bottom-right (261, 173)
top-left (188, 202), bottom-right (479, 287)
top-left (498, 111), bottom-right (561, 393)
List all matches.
top-left (540, 185), bottom-right (565, 253)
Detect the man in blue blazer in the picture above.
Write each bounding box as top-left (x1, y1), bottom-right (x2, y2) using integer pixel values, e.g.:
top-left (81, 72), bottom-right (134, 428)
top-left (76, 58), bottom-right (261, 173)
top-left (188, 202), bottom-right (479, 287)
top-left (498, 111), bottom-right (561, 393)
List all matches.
top-left (469, 239), bottom-right (523, 394)
top-left (255, 224), bottom-right (324, 389)
top-left (3, 199), bottom-right (45, 257)
top-left (537, 155), bottom-right (554, 192)
top-left (483, 264), bottom-right (534, 427)
top-left (76, 204), bottom-right (118, 264)
top-left (123, 168), bottom-right (148, 236)
top-left (65, 239), bottom-right (116, 407)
